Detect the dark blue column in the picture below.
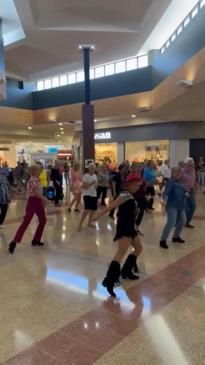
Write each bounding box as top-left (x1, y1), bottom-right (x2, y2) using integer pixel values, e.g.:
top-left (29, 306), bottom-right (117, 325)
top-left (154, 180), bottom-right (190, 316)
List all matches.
top-left (0, 19), bottom-right (6, 100)
top-left (81, 47), bottom-right (95, 168)
top-left (83, 48), bottom-right (91, 105)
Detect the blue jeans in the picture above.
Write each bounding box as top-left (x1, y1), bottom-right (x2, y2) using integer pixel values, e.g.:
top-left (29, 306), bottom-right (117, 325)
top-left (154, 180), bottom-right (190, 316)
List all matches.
top-left (185, 190), bottom-right (196, 224)
top-left (161, 207), bottom-right (186, 241)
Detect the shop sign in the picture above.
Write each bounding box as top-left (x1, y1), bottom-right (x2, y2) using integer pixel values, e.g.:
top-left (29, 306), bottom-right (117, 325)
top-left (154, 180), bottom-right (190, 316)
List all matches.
top-left (94, 132), bottom-right (111, 140)
top-left (57, 150), bottom-right (72, 156)
top-left (48, 147), bottom-right (58, 154)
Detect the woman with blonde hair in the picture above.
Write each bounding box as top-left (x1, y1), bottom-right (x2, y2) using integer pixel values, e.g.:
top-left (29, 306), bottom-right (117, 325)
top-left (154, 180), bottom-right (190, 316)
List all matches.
top-left (68, 161), bottom-right (82, 213)
top-left (9, 165), bottom-right (47, 254)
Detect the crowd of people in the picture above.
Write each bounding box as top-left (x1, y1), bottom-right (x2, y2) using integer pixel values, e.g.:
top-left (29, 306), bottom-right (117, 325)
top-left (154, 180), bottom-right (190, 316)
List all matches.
top-left (0, 155), bottom-right (200, 297)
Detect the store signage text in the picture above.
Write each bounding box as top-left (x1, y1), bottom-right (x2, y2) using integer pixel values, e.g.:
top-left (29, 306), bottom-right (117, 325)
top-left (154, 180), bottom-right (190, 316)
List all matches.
top-left (94, 132), bottom-right (111, 140)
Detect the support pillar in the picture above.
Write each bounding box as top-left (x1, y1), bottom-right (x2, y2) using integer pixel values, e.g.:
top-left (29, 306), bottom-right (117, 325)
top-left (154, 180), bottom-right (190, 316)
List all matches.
top-left (81, 46), bottom-right (95, 169)
top-left (0, 19), bottom-right (6, 100)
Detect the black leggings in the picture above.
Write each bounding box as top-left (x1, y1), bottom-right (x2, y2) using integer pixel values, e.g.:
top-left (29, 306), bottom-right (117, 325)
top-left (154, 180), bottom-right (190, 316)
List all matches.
top-left (97, 186), bottom-right (107, 205)
top-left (54, 185), bottom-right (63, 205)
top-left (136, 198), bottom-right (146, 227)
top-left (0, 204), bottom-right (8, 225)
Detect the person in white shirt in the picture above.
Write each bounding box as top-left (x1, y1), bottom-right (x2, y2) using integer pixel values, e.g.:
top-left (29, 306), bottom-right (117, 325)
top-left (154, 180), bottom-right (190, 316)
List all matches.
top-left (158, 160), bottom-right (171, 195)
top-left (78, 163), bottom-right (98, 230)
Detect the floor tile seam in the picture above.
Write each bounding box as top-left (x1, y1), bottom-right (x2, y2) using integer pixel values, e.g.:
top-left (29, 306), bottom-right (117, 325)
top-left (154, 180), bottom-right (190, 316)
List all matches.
top-left (1, 278), bottom-right (200, 364)
top-left (36, 338), bottom-right (83, 359)
top-left (119, 245), bottom-right (205, 295)
top-left (66, 282), bottom-right (192, 361)
top-left (3, 242), bottom-right (205, 363)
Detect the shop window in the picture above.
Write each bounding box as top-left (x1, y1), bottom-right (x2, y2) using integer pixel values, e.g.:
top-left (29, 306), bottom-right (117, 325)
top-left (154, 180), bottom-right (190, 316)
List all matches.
top-left (191, 6), bottom-right (198, 18)
top-left (95, 66), bottom-right (105, 78)
top-left (115, 60), bottom-right (126, 73)
top-left (177, 25), bottom-right (183, 35)
top-left (161, 47), bottom-right (165, 54)
top-left (37, 80), bottom-right (44, 91)
top-left (76, 71), bottom-right (84, 82)
top-left (200, 0), bottom-right (205, 8)
top-left (166, 40), bottom-right (170, 48)
top-left (60, 74), bottom-right (68, 86)
top-left (68, 73), bottom-right (76, 84)
top-left (105, 63), bottom-right (115, 76)
top-left (44, 79), bottom-right (51, 89)
top-left (95, 143), bottom-right (117, 164)
top-left (126, 57), bottom-right (137, 71)
top-left (125, 140), bottom-right (169, 163)
top-left (90, 68), bottom-right (94, 79)
top-left (184, 16), bottom-right (190, 28)
top-left (138, 55), bottom-right (148, 68)
top-left (52, 77), bottom-right (60, 88)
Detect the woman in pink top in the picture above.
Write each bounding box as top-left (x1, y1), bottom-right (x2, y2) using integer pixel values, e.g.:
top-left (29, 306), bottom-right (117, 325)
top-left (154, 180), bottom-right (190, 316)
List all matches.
top-left (68, 162), bottom-right (82, 213)
top-left (9, 165), bottom-right (47, 254)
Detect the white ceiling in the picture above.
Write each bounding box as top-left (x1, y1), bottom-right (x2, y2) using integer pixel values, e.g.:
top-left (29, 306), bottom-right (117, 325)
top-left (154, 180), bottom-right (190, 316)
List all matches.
top-left (3, 0), bottom-right (172, 80)
top-left (0, 0), bottom-right (25, 47)
top-left (140, 0), bottom-right (199, 52)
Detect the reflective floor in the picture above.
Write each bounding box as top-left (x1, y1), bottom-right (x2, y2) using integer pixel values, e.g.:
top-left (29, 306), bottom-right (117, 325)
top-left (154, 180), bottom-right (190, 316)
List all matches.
top-left (1, 190), bottom-right (205, 364)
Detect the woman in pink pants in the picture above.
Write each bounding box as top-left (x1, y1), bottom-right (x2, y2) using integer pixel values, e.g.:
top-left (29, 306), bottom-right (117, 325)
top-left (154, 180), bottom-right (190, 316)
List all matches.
top-left (9, 165), bottom-right (47, 254)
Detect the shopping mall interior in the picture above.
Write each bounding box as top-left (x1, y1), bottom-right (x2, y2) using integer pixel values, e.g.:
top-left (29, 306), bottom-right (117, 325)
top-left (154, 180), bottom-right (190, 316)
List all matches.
top-left (1, 0), bottom-right (205, 364)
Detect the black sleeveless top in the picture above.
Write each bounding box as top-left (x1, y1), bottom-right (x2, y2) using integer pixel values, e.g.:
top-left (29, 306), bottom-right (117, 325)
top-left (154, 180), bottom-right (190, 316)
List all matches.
top-left (114, 191), bottom-right (138, 241)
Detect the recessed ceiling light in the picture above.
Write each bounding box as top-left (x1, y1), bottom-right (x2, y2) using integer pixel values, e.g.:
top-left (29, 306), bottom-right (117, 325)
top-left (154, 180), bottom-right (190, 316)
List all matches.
top-left (78, 44), bottom-right (96, 51)
top-left (28, 126), bottom-right (32, 130)
top-left (58, 122), bottom-right (63, 126)
top-left (94, 119), bottom-right (97, 122)
top-left (131, 114), bottom-right (136, 118)
top-left (61, 131), bottom-right (64, 134)
top-left (60, 127), bottom-right (64, 130)
top-left (57, 134), bottom-right (60, 137)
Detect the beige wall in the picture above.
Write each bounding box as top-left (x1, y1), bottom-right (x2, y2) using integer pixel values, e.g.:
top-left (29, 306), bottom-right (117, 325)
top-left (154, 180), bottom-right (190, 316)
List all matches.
top-left (0, 145), bottom-right (17, 167)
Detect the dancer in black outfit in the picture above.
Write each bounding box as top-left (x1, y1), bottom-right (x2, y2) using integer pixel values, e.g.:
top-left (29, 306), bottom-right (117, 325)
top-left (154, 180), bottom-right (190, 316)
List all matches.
top-left (92, 173), bottom-right (143, 297)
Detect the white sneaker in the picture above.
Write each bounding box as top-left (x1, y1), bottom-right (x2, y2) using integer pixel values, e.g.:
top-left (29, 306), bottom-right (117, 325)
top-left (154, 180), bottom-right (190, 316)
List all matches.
top-left (0, 225), bottom-right (6, 229)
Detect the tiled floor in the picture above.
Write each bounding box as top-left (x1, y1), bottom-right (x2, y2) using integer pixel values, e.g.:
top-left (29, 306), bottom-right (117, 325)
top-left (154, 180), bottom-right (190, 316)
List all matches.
top-left (1, 190), bottom-right (205, 364)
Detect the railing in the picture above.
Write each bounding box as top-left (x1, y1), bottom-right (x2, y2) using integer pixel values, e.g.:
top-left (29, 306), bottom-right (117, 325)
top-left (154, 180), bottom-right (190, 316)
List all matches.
top-left (160, 0), bottom-right (205, 55)
top-left (36, 54), bottom-right (148, 91)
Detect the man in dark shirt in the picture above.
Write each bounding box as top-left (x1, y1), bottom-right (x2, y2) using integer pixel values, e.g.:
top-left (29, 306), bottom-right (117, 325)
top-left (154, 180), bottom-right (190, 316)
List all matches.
top-left (51, 162), bottom-right (63, 206)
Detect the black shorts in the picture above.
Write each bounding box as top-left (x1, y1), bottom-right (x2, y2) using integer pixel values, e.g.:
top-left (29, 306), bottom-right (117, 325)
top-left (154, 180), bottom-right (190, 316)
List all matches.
top-left (146, 186), bottom-right (155, 196)
top-left (83, 196), bottom-right (97, 211)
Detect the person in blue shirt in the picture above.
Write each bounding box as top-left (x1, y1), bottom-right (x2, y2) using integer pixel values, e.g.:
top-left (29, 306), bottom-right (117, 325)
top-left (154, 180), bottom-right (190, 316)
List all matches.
top-left (143, 160), bottom-right (156, 210)
top-left (160, 166), bottom-right (187, 249)
top-left (1, 162), bottom-right (10, 179)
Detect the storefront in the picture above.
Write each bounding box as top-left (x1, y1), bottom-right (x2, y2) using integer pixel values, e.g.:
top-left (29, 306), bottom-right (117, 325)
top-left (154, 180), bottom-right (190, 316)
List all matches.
top-left (79, 121), bottom-right (205, 167)
top-left (94, 129), bottom-right (170, 165)
top-left (95, 143), bottom-right (118, 164)
top-left (93, 122), bottom-right (203, 167)
top-left (18, 143), bottom-right (67, 167)
top-left (125, 140), bottom-right (169, 163)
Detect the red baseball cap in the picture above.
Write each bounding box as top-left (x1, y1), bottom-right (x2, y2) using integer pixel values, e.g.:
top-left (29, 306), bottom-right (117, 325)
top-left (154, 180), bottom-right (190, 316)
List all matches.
top-left (126, 173), bottom-right (142, 184)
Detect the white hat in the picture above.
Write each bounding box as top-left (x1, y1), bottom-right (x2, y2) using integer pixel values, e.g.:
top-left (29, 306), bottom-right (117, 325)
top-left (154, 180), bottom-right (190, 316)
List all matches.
top-left (184, 157), bottom-right (194, 164)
